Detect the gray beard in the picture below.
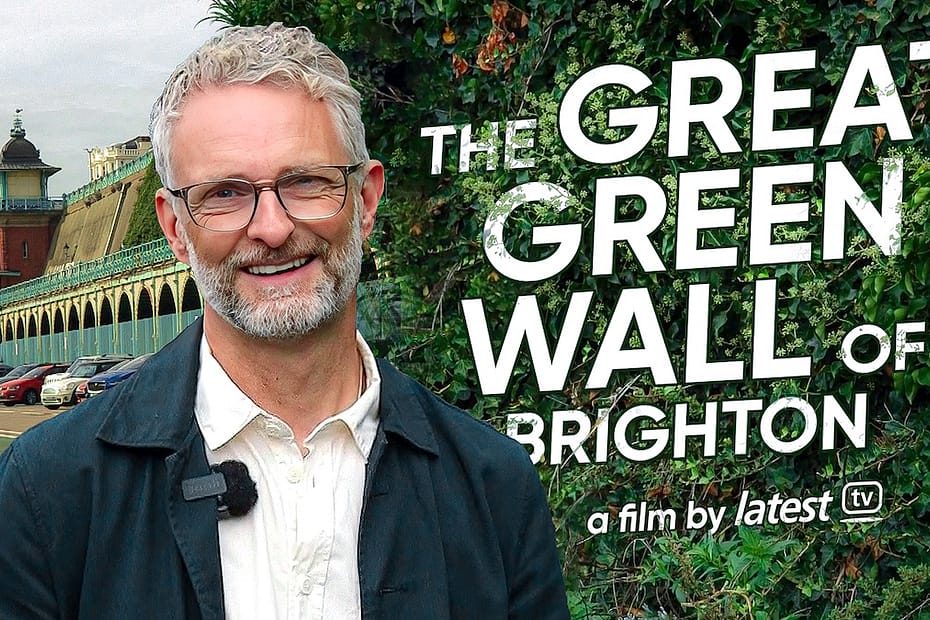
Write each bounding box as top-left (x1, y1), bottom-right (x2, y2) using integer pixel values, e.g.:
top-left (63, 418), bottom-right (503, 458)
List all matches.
top-left (178, 210), bottom-right (362, 341)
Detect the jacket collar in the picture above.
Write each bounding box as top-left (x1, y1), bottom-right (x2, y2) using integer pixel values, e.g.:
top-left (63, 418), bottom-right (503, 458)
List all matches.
top-left (96, 318), bottom-right (204, 449)
top-left (96, 317), bottom-right (439, 457)
top-left (375, 358), bottom-right (439, 456)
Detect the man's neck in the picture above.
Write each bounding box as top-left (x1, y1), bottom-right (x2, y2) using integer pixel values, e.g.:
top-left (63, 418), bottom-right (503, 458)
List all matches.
top-left (202, 305), bottom-right (362, 441)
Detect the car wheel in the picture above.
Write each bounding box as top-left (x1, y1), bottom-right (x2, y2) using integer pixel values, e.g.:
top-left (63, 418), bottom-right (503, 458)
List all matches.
top-left (23, 390), bottom-right (38, 406)
top-left (45, 405), bottom-right (60, 410)
top-left (68, 392), bottom-right (78, 406)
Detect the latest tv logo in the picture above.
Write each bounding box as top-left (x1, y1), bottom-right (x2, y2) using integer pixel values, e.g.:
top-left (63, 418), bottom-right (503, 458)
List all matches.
top-left (840, 481), bottom-right (884, 523)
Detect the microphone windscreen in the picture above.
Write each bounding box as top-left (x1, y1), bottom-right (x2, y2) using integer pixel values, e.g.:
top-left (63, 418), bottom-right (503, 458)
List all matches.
top-left (213, 460), bottom-right (258, 517)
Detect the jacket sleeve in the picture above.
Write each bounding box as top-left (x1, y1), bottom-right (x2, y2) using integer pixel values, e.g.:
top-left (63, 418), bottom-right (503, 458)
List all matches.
top-left (507, 455), bottom-right (570, 620)
top-left (0, 442), bottom-right (60, 618)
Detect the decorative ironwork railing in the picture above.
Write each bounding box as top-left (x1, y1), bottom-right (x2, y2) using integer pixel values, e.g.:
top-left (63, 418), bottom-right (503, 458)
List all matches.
top-left (0, 238), bottom-right (175, 307)
top-left (0, 197), bottom-right (64, 211)
top-left (62, 150), bottom-right (154, 206)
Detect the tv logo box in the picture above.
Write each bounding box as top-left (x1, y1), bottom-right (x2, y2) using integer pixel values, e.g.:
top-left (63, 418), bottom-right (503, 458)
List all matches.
top-left (840, 481), bottom-right (883, 522)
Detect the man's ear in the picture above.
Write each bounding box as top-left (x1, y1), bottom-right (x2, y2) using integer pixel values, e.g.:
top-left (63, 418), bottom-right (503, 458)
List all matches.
top-left (358, 160), bottom-right (384, 241)
top-left (155, 188), bottom-right (191, 265)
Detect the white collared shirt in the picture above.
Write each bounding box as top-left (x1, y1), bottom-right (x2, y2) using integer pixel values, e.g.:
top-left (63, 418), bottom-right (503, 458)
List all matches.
top-left (194, 332), bottom-right (381, 620)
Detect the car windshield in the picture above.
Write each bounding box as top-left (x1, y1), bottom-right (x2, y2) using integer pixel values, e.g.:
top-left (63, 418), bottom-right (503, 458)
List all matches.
top-left (3, 365), bottom-right (34, 380)
top-left (21, 366), bottom-right (50, 379)
top-left (70, 363), bottom-right (103, 378)
top-left (105, 359), bottom-right (134, 373)
top-left (122, 354), bottom-right (153, 371)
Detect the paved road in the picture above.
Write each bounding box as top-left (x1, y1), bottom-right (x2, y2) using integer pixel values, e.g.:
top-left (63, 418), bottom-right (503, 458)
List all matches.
top-left (0, 403), bottom-right (72, 437)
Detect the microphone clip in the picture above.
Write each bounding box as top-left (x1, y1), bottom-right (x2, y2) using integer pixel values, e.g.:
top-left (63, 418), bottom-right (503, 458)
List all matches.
top-left (182, 460), bottom-right (258, 520)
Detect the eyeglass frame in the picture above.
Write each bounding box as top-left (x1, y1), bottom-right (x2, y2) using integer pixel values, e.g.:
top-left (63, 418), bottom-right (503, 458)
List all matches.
top-left (166, 162), bottom-right (365, 231)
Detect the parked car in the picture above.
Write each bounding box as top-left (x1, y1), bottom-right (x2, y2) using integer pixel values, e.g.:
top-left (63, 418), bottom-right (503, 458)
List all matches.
top-left (0, 363), bottom-right (70, 406)
top-left (0, 362), bottom-right (51, 383)
top-left (74, 382), bottom-right (89, 403)
top-left (85, 353), bottom-right (154, 398)
top-left (41, 355), bottom-right (131, 409)
top-left (0, 363), bottom-right (13, 376)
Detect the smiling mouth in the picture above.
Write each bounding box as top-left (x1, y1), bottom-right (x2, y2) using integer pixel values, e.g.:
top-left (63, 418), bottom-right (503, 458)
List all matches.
top-left (244, 256), bottom-right (313, 275)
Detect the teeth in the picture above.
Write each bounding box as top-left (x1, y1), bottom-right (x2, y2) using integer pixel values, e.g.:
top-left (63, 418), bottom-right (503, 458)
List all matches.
top-left (246, 257), bottom-right (310, 275)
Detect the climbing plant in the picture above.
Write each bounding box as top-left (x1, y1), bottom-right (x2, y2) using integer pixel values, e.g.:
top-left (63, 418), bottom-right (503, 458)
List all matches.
top-left (122, 161), bottom-right (163, 247)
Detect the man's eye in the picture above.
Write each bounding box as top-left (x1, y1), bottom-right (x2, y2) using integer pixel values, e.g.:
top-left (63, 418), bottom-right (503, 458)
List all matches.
top-left (289, 175), bottom-right (328, 190)
top-left (206, 183), bottom-right (250, 200)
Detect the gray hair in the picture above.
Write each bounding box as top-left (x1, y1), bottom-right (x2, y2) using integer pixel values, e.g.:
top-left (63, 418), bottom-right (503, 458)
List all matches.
top-left (150, 23), bottom-right (369, 189)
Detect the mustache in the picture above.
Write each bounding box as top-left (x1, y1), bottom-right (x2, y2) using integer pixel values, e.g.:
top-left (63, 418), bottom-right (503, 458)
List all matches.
top-left (224, 238), bottom-right (332, 269)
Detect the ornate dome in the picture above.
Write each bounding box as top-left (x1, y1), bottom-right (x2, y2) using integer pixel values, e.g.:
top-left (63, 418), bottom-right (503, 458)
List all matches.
top-left (2, 137), bottom-right (40, 162)
top-left (0, 111), bottom-right (59, 174)
top-left (2, 111), bottom-right (41, 162)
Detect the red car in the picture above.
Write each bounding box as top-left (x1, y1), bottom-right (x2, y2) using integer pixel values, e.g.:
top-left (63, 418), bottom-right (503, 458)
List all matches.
top-left (0, 363), bottom-right (70, 406)
top-left (74, 382), bottom-right (89, 403)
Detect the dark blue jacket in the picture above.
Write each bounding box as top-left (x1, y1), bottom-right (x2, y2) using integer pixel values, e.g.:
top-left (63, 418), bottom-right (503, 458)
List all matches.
top-left (0, 321), bottom-right (569, 619)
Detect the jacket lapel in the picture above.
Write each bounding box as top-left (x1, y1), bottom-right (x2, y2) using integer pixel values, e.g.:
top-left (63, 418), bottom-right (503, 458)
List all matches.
top-left (165, 423), bottom-right (226, 620)
top-left (96, 319), bottom-right (225, 619)
top-left (359, 361), bottom-right (449, 619)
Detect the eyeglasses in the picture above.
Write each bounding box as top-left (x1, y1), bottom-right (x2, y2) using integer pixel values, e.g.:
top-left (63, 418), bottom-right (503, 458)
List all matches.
top-left (167, 163), bottom-right (364, 232)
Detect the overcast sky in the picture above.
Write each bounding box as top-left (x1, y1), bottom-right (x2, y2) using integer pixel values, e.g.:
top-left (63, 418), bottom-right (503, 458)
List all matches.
top-left (0, 0), bottom-right (220, 196)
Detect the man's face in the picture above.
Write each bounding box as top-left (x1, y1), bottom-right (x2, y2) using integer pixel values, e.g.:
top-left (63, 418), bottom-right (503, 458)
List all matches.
top-left (155, 84), bottom-right (381, 340)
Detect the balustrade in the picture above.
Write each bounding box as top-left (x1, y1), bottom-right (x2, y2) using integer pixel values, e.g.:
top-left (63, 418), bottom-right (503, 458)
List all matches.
top-left (62, 151), bottom-right (154, 206)
top-left (0, 238), bottom-right (176, 306)
top-left (0, 197), bottom-right (64, 211)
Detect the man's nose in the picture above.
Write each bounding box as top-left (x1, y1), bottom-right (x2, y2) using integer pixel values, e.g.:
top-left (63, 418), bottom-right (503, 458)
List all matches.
top-left (246, 187), bottom-right (295, 247)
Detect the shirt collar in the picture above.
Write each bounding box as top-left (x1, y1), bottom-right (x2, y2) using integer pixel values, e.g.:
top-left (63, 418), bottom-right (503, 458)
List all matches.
top-left (194, 332), bottom-right (381, 457)
top-left (329, 332), bottom-right (380, 458)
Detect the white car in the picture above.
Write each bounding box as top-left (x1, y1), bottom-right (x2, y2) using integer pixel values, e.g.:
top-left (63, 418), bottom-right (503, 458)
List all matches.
top-left (41, 355), bottom-right (131, 409)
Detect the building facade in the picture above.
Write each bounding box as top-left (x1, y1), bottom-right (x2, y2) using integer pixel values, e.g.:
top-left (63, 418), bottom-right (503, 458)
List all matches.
top-left (87, 136), bottom-right (151, 181)
top-left (0, 111), bottom-right (62, 288)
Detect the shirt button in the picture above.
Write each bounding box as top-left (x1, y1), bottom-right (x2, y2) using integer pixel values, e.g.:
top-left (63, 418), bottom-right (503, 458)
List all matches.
top-left (264, 419), bottom-right (288, 438)
top-left (287, 465), bottom-right (302, 483)
top-left (300, 577), bottom-right (312, 595)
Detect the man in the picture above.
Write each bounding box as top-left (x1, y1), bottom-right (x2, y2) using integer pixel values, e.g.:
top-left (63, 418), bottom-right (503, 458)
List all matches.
top-left (0, 23), bottom-right (569, 620)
